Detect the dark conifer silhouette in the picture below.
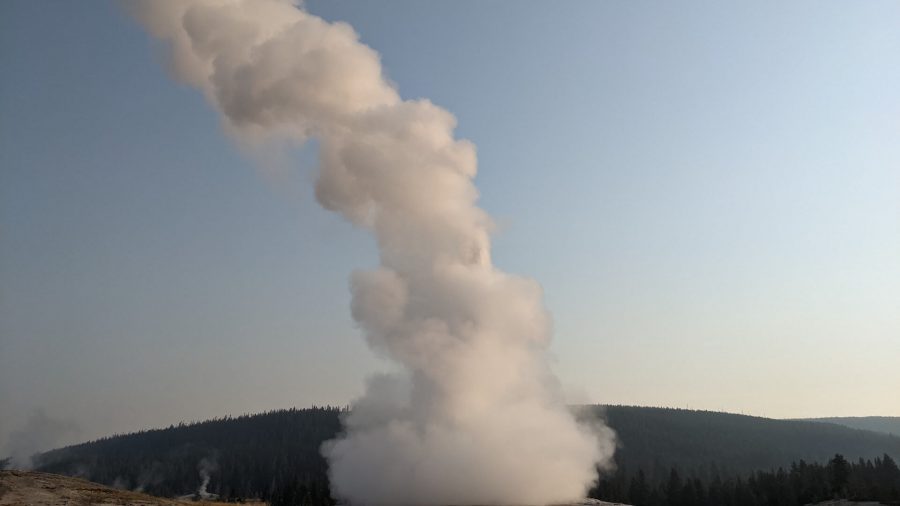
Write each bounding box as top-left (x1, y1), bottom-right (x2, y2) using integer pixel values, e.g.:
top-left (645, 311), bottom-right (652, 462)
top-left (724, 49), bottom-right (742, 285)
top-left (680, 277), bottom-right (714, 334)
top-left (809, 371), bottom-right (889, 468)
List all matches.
top-left (18, 405), bottom-right (900, 505)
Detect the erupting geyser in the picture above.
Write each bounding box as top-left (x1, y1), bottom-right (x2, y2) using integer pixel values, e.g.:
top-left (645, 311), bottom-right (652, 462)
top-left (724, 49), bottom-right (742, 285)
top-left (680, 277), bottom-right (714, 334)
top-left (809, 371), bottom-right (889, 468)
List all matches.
top-left (129, 1), bottom-right (616, 504)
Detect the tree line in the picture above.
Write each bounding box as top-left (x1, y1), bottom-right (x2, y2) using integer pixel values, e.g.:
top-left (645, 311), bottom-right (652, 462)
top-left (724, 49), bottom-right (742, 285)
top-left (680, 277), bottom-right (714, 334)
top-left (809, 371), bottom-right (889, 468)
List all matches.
top-left (33, 406), bottom-right (343, 504)
top-left (17, 405), bottom-right (900, 505)
top-left (591, 453), bottom-right (900, 506)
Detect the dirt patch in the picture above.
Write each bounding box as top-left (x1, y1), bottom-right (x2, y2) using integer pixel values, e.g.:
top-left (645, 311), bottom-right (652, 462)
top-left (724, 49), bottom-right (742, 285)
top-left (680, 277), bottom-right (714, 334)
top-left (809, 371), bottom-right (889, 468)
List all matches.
top-left (0, 470), bottom-right (265, 506)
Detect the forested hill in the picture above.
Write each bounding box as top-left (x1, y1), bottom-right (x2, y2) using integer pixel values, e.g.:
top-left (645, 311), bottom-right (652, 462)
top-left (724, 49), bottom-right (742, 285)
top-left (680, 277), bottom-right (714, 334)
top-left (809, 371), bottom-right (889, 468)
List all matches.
top-left (21, 406), bottom-right (900, 503)
top-left (595, 406), bottom-right (900, 480)
top-left (804, 416), bottom-right (900, 437)
top-left (34, 407), bottom-right (342, 502)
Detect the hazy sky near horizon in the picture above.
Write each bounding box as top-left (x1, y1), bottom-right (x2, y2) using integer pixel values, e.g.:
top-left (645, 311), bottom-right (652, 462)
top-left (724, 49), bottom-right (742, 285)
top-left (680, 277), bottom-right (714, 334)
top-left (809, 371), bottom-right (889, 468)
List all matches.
top-left (1, 0), bottom-right (898, 451)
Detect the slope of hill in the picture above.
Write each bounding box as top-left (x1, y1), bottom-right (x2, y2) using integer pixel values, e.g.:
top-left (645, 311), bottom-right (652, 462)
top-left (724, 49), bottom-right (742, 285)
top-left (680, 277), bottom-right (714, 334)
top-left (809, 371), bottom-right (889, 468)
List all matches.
top-left (594, 406), bottom-right (900, 481)
top-left (21, 406), bottom-right (900, 503)
top-left (805, 417), bottom-right (900, 437)
top-left (33, 407), bottom-right (340, 503)
top-left (0, 470), bottom-right (262, 506)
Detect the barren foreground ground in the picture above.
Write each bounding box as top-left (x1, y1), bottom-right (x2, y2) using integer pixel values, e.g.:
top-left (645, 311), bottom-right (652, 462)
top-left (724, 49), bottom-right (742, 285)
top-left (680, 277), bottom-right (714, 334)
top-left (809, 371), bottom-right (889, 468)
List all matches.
top-left (0, 470), bottom-right (263, 506)
top-left (0, 470), bottom-right (635, 506)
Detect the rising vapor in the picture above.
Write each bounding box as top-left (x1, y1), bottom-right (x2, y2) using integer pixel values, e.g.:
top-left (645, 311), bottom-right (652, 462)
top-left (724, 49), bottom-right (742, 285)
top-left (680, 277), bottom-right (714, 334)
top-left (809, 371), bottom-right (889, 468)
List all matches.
top-left (1, 409), bottom-right (79, 470)
top-left (127, 1), bottom-right (615, 504)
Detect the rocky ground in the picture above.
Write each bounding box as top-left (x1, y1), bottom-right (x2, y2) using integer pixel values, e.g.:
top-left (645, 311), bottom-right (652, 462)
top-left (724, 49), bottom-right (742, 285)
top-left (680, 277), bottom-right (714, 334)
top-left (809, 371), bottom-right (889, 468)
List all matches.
top-left (0, 470), bottom-right (634, 506)
top-left (0, 470), bottom-right (263, 506)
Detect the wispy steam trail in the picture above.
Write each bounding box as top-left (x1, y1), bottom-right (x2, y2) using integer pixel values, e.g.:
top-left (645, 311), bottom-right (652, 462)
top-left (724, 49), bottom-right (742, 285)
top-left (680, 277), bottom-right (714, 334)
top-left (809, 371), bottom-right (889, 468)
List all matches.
top-left (127, 1), bottom-right (615, 504)
top-left (1, 409), bottom-right (79, 470)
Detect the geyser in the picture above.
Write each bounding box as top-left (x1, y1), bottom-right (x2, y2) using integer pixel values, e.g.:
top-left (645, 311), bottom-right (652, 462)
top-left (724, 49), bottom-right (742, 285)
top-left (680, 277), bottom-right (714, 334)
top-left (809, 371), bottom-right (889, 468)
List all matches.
top-left (128, 1), bottom-right (616, 504)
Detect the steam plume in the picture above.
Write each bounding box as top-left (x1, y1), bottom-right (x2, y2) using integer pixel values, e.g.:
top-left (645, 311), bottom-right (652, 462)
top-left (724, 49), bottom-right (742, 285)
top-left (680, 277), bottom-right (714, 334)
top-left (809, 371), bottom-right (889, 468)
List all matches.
top-left (197, 457), bottom-right (219, 500)
top-left (1, 409), bottom-right (79, 470)
top-left (127, 1), bottom-right (615, 504)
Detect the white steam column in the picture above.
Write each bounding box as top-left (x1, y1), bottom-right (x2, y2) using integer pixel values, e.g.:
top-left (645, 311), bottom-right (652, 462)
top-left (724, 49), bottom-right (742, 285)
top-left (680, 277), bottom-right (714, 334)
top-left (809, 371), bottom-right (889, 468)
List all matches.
top-left (128, 1), bottom-right (616, 504)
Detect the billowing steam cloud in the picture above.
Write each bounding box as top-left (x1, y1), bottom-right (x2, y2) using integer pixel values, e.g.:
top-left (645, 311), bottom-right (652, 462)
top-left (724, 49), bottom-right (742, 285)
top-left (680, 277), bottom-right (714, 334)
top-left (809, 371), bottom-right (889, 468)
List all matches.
top-left (127, 1), bottom-right (615, 504)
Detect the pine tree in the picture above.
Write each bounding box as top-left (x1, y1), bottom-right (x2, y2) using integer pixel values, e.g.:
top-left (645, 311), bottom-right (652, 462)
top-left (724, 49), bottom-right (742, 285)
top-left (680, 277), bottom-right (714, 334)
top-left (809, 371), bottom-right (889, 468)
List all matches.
top-left (828, 453), bottom-right (850, 498)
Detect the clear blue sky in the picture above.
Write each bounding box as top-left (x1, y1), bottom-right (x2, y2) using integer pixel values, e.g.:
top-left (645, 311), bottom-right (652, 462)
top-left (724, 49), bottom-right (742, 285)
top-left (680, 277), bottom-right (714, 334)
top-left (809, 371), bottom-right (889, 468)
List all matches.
top-left (1, 0), bottom-right (898, 448)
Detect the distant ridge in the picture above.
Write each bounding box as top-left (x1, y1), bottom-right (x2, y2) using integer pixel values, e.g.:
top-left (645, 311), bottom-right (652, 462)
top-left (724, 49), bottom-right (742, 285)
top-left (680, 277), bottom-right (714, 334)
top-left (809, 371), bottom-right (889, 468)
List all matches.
top-left (593, 406), bottom-right (900, 479)
top-left (804, 416), bottom-right (900, 437)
